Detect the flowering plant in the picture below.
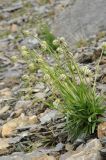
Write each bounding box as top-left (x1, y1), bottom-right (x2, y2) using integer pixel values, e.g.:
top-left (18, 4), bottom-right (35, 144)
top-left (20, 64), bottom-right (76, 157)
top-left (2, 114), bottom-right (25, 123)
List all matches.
top-left (16, 32), bottom-right (105, 142)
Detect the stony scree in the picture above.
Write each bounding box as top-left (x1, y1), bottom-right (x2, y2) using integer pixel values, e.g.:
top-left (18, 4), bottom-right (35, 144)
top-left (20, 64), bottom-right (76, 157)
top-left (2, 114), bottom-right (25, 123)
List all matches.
top-left (0, 0), bottom-right (106, 159)
top-left (52, 0), bottom-right (106, 45)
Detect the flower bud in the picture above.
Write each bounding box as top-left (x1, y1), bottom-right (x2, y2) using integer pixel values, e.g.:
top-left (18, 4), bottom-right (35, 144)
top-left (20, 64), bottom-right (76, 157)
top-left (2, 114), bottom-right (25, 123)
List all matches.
top-left (59, 37), bottom-right (65, 42)
top-left (34, 33), bottom-right (38, 38)
top-left (59, 37), bottom-right (67, 46)
top-left (53, 99), bottom-right (60, 107)
top-left (22, 50), bottom-right (29, 59)
top-left (21, 46), bottom-right (27, 51)
top-left (30, 75), bottom-right (36, 82)
top-left (22, 74), bottom-right (29, 81)
top-left (80, 66), bottom-right (92, 75)
top-left (56, 47), bottom-right (64, 53)
top-left (44, 74), bottom-right (50, 81)
top-left (28, 63), bottom-right (35, 72)
top-left (11, 56), bottom-right (17, 63)
top-left (59, 74), bottom-right (67, 81)
top-left (23, 30), bottom-right (30, 36)
top-left (102, 42), bottom-right (106, 50)
top-left (37, 55), bottom-right (44, 63)
top-left (71, 65), bottom-right (75, 71)
top-left (52, 39), bottom-right (59, 46)
top-left (41, 41), bottom-right (48, 51)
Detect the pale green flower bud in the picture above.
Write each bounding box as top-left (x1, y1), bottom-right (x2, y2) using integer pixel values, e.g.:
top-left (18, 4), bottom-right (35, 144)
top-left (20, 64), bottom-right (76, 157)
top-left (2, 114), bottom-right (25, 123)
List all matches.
top-left (59, 74), bottom-right (67, 81)
top-left (71, 65), bottom-right (75, 71)
top-left (28, 63), bottom-right (35, 72)
top-left (59, 37), bottom-right (67, 46)
top-left (56, 47), bottom-right (64, 53)
top-left (30, 75), bottom-right (36, 82)
top-left (34, 33), bottom-right (38, 38)
top-left (11, 56), bottom-right (18, 63)
top-left (102, 42), bottom-right (106, 50)
top-left (53, 99), bottom-right (60, 107)
top-left (51, 86), bottom-right (59, 95)
top-left (41, 41), bottom-right (48, 51)
top-left (59, 37), bottom-right (65, 42)
top-left (37, 55), bottom-right (44, 63)
top-left (23, 30), bottom-right (30, 36)
top-left (52, 39), bottom-right (59, 46)
top-left (44, 74), bottom-right (51, 81)
top-left (21, 46), bottom-right (27, 51)
top-left (22, 50), bottom-right (29, 59)
top-left (22, 74), bottom-right (29, 81)
top-left (24, 95), bottom-right (30, 100)
top-left (80, 66), bottom-right (92, 75)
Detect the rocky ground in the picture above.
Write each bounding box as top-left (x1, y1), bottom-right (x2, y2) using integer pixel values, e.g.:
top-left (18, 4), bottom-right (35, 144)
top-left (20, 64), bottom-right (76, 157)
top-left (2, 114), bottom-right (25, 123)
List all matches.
top-left (0, 0), bottom-right (106, 160)
top-left (52, 0), bottom-right (106, 45)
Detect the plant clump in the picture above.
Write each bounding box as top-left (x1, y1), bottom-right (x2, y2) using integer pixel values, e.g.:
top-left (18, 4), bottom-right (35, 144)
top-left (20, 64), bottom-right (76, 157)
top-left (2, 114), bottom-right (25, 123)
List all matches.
top-left (19, 33), bottom-right (105, 142)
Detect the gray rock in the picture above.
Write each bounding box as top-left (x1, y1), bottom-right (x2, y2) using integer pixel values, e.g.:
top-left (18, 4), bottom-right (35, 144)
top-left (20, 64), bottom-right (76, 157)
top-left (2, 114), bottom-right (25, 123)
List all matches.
top-left (0, 56), bottom-right (11, 69)
top-left (3, 68), bottom-right (21, 87)
top-left (0, 105), bottom-right (10, 120)
top-left (54, 143), bottom-right (64, 152)
top-left (15, 100), bottom-right (32, 110)
top-left (52, 0), bottom-right (106, 45)
top-left (34, 5), bottom-right (49, 15)
top-left (0, 138), bottom-right (14, 156)
top-left (2, 2), bottom-right (23, 12)
top-left (97, 83), bottom-right (106, 93)
top-left (100, 148), bottom-right (106, 159)
top-left (0, 152), bottom-right (26, 160)
top-left (0, 150), bottom-right (55, 160)
top-left (0, 105), bottom-right (10, 115)
top-left (7, 16), bottom-right (28, 25)
top-left (4, 69), bottom-right (21, 80)
top-left (8, 136), bottom-right (22, 144)
top-left (16, 125), bottom-right (32, 132)
top-left (40, 110), bottom-right (59, 124)
top-left (21, 37), bottom-right (39, 49)
top-left (34, 92), bottom-right (46, 99)
top-left (100, 137), bottom-right (106, 146)
top-left (60, 139), bottom-right (102, 160)
top-left (35, 82), bottom-right (45, 90)
top-left (0, 40), bottom-right (9, 51)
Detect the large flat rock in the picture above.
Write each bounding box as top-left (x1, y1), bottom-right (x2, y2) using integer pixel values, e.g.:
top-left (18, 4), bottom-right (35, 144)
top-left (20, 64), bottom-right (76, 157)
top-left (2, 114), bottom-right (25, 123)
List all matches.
top-left (52, 0), bottom-right (106, 44)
